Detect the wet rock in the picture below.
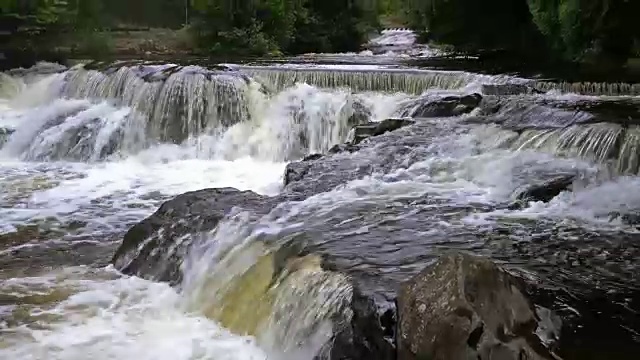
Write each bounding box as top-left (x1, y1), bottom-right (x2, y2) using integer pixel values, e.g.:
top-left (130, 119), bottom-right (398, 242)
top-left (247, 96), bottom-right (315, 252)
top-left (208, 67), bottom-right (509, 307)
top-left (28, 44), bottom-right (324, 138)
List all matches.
top-left (476, 96), bottom-right (640, 131)
top-left (347, 100), bottom-right (373, 126)
top-left (350, 118), bottom-right (415, 145)
top-left (284, 159), bottom-right (315, 186)
top-left (513, 174), bottom-right (575, 205)
top-left (397, 252), bottom-right (558, 360)
top-left (111, 187), bottom-right (279, 283)
top-left (0, 127), bottom-right (14, 146)
top-left (1, 126), bottom-right (15, 136)
top-left (5, 62), bottom-right (67, 77)
top-left (329, 285), bottom-right (396, 360)
top-left (328, 143), bottom-right (360, 154)
top-left (402, 93), bottom-right (482, 118)
top-left (608, 211), bottom-right (640, 226)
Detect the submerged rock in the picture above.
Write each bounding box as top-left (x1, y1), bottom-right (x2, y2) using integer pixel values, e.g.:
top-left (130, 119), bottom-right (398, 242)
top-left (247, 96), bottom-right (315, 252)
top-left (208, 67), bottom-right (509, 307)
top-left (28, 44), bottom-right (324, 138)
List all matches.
top-left (512, 174), bottom-right (575, 206)
top-left (111, 187), bottom-right (279, 283)
top-left (350, 118), bottom-right (415, 145)
top-left (397, 252), bottom-right (559, 360)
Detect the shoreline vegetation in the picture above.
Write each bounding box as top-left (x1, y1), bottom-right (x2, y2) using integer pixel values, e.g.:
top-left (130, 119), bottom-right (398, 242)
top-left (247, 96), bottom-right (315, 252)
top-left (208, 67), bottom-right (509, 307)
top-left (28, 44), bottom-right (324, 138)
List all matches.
top-left (1, 0), bottom-right (639, 81)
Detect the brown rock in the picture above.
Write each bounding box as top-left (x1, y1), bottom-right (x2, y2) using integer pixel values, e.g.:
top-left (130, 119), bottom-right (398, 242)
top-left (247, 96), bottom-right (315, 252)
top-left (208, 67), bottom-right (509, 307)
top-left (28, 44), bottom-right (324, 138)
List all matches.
top-left (398, 252), bottom-right (559, 360)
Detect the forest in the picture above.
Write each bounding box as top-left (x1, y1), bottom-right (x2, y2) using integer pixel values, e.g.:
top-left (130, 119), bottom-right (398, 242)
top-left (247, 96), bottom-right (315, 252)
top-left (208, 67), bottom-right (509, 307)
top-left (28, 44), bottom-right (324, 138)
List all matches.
top-left (1, 0), bottom-right (639, 66)
top-left (404, 0), bottom-right (640, 65)
top-left (0, 0), bottom-right (387, 57)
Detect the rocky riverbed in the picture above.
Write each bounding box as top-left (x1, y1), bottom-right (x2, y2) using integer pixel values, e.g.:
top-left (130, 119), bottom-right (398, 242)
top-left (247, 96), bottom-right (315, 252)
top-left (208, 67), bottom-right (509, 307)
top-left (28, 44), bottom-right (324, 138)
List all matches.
top-left (1, 61), bottom-right (639, 360)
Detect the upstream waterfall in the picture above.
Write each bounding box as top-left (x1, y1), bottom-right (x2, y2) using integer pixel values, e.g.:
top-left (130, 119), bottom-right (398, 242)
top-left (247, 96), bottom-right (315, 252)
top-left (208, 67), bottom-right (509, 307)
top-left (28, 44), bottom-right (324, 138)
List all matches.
top-left (1, 61), bottom-right (639, 360)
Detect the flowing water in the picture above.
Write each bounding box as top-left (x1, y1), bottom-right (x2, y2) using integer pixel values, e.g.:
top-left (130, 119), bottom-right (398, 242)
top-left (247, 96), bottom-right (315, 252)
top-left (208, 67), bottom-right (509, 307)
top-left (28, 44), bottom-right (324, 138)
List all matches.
top-left (1, 60), bottom-right (639, 359)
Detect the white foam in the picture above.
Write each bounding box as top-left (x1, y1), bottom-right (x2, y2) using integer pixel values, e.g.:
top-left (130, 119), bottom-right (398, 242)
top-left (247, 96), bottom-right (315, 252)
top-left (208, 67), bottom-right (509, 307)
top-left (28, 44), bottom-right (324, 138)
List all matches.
top-left (0, 80), bottom-right (409, 231)
top-left (216, 83), bottom-right (408, 160)
top-left (0, 267), bottom-right (269, 360)
top-left (370, 30), bottom-right (417, 47)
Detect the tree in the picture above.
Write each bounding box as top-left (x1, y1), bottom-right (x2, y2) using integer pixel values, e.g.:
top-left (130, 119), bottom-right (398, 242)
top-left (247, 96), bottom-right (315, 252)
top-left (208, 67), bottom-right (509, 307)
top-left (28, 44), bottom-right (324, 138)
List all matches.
top-left (528, 0), bottom-right (640, 63)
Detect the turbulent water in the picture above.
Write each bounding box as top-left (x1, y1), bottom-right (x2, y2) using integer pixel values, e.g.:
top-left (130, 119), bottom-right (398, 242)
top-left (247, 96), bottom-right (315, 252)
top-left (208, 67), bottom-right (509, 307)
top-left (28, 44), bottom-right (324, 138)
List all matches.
top-left (1, 59), bottom-right (639, 359)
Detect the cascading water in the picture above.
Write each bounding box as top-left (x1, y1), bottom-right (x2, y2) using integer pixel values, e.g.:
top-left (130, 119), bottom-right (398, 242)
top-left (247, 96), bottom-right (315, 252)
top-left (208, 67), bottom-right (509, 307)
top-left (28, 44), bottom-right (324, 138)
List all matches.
top-left (1, 60), bottom-right (639, 360)
top-left (0, 62), bottom-right (406, 360)
top-left (239, 65), bottom-right (516, 94)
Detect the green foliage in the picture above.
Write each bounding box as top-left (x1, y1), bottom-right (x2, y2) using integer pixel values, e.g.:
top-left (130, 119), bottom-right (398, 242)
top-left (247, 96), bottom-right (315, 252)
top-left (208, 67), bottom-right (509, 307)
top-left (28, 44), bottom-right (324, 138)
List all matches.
top-left (402, 0), bottom-right (640, 64)
top-left (2, 0), bottom-right (637, 64)
top-left (72, 31), bottom-right (113, 57)
top-left (528, 0), bottom-right (640, 62)
top-left (402, 0), bottom-right (541, 53)
top-left (1, 0), bottom-right (385, 57)
top-left (189, 0), bottom-right (380, 56)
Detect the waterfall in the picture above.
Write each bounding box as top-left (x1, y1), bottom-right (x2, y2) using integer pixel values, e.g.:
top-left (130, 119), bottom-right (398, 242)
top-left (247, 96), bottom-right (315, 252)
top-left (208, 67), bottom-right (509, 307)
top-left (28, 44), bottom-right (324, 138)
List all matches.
top-left (1, 64), bottom-right (406, 163)
top-left (60, 65), bottom-right (256, 144)
top-left (179, 215), bottom-right (352, 358)
top-left (535, 81), bottom-right (640, 96)
top-left (487, 122), bottom-right (640, 175)
top-left (239, 66), bottom-right (516, 94)
top-left (0, 72), bottom-right (25, 100)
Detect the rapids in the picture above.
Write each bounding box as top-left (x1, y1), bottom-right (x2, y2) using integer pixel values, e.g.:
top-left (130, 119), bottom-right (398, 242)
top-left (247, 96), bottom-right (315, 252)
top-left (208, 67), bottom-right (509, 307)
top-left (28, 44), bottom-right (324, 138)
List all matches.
top-left (1, 59), bottom-right (639, 359)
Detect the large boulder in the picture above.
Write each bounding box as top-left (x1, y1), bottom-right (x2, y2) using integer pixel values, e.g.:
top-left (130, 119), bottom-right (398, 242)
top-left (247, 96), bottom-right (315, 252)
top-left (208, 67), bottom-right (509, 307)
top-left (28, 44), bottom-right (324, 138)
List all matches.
top-left (398, 252), bottom-right (559, 360)
top-left (111, 187), bottom-right (280, 284)
top-left (473, 96), bottom-right (640, 131)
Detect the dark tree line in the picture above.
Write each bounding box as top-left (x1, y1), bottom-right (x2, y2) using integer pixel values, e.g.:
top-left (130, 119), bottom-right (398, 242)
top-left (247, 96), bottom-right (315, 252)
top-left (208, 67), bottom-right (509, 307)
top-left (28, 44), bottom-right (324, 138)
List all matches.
top-left (1, 0), bottom-right (637, 64)
top-left (188, 0), bottom-right (382, 55)
top-left (0, 0), bottom-right (383, 56)
top-left (402, 0), bottom-right (640, 65)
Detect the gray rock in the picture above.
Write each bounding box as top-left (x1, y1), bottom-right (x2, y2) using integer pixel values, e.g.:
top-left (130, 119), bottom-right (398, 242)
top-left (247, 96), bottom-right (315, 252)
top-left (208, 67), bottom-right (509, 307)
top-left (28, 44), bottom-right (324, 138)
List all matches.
top-left (348, 100), bottom-right (373, 127)
top-left (512, 175), bottom-right (575, 207)
top-left (475, 96), bottom-right (640, 131)
top-left (401, 93), bottom-right (482, 118)
top-left (0, 127), bottom-right (15, 135)
top-left (329, 285), bottom-right (396, 360)
top-left (111, 187), bottom-right (280, 284)
top-left (398, 252), bottom-right (559, 360)
top-left (350, 118), bottom-right (415, 145)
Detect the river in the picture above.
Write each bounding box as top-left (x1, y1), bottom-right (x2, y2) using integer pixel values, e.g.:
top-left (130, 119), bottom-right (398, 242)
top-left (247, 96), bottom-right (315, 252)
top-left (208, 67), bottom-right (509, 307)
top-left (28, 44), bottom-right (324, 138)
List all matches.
top-left (0, 37), bottom-right (639, 359)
